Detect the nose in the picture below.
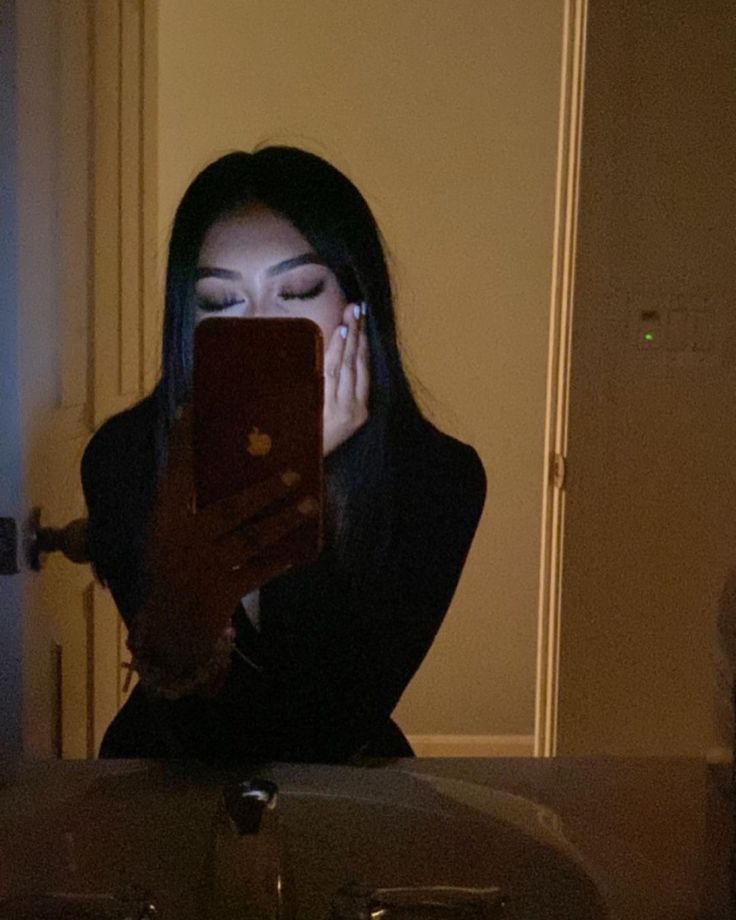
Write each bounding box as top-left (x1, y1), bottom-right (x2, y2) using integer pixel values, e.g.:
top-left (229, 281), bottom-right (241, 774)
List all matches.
top-left (249, 298), bottom-right (277, 319)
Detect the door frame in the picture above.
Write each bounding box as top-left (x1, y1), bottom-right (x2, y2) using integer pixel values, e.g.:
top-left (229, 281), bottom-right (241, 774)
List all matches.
top-left (533, 0), bottom-right (588, 757)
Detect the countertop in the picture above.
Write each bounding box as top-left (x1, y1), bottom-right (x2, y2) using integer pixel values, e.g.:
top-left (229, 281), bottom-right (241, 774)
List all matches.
top-left (0, 755), bottom-right (732, 918)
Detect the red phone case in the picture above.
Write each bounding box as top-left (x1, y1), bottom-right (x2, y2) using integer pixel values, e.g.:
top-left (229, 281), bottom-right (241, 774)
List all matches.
top-left (193, 317), bottom-right (324, 569)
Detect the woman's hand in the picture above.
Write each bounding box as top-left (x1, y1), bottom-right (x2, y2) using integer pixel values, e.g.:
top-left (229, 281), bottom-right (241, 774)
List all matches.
top-left (128, 406), bottom-right (318, 699)
top-left (323, 302), bottom-right (370, 456)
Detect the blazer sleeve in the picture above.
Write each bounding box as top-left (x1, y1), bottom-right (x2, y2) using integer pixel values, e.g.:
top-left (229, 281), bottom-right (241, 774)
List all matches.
top-left (80, 401), bottom-right (156, 626)
top-left (84, 403), bottom-right (486, 765)
top-left (261, 434), bottom-right (487, 761)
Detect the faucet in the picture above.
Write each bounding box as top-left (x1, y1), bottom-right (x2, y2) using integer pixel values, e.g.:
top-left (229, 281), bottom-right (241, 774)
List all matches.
top-left (211, 778), bottom-right (284, 920)
top-left (222, 778), bottom-right (279, 835)
top-left (213, 780), bottom-right (507, 920)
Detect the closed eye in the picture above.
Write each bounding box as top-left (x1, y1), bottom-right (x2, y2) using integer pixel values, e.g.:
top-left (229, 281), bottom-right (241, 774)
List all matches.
top-left (196, 296), bottom-right (245, 313)
top-left (280, 280), bottom-right (325, 301)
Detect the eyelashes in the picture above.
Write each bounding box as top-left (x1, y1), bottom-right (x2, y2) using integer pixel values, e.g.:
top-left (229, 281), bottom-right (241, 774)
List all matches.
top-left (281, 279), bottom-right (325, 301)
top-left (196, 279), bottom-right (326, 313)
top-left (197, 295), bottom-right (245, 313)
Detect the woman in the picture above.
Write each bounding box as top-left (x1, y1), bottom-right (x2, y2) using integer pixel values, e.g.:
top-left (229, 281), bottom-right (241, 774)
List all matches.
top-left (82, 147), bottom-right (486, 763)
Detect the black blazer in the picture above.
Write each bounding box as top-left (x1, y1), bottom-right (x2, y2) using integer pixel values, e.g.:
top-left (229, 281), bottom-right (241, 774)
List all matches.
top-left (81, 395), bottom-right (486, 764)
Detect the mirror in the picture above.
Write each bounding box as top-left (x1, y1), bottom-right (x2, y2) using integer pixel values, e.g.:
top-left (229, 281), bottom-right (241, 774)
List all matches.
top-left (5, 0), bottom-right (733, 763)
top-left (149, 0), bottom-right (566, 760)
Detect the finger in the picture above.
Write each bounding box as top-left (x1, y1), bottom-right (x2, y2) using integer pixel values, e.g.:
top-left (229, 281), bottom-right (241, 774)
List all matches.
top-left (229, 494), bottom-right (319, 560)
top-left (337, 308), bottom-right (360, 405)
top-left (223, 537), bottom-right (303, 600)
top-left (232, 551), bottom-right (296, 598)
top-left (341, 303), bottom-right (361, 369)
top-left (195, 469), bottom-right (302, 542)
top-left (355, 326), bottom-right (370, 406)
top-left (216, 494), bottom-right (320, 571)
top-left (324, 322), bottom-right (348, 400)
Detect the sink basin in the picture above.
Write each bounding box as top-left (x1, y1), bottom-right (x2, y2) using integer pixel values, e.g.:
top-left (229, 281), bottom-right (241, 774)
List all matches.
top-left (0, 761), bottom-right (610, 919)
top-left (274, 769), bottom-right (608, 919)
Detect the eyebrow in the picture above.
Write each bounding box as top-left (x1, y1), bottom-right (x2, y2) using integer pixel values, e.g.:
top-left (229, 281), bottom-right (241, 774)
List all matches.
top-left (196, 252), bottom-right (325, 281)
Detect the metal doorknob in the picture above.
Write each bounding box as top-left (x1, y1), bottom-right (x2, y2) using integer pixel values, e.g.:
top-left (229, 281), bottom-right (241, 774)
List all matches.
top-left (27, 506), bottom-right (90, 570)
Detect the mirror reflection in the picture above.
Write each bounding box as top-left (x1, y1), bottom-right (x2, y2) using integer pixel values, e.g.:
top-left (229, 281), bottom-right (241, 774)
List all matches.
top-left (4, 1), bottom-right (733, 765)
top-left (83, 148), bottom-right (486, 762)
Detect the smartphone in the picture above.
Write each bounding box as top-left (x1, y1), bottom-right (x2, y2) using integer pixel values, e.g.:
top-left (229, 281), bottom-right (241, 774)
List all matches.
top-left (192, 317), bottom-right (324, 568)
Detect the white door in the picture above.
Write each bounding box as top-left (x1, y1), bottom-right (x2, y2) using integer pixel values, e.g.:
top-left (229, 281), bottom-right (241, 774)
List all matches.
top-left (1, 0), bottom-right (158, 759)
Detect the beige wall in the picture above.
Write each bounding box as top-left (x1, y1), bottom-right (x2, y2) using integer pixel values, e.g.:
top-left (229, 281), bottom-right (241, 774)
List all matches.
top-left (158, 1), bottom-right (565, 737)
top-left (559, 0), bottom-right (736, 755)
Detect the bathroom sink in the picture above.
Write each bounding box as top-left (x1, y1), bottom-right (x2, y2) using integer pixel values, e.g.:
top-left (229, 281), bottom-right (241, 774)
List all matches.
top-left (273, 769), bottom-right (608, 919)
top-left (0, 761), bottom-right (610, 919)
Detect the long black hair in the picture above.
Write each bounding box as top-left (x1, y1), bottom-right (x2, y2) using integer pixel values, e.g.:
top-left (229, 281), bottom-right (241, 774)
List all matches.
top-left (156, 146), bottom-right (426, 576)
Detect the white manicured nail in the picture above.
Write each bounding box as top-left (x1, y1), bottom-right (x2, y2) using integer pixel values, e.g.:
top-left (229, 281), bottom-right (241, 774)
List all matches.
top-left (361, 302), bottom-right (367, 316)
top-left (353, 304), bottom-right (361, 319)
top-left (339, 325), bottom-right (348, 339)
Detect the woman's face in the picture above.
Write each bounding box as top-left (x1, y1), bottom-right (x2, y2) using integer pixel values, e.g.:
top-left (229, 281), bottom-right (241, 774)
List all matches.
top-left (194, 205), bottom-right (348, 347)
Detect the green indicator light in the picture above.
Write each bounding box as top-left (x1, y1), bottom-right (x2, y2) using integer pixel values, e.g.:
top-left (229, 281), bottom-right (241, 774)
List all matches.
top-left (644, 332), bottom-right (654, 342)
